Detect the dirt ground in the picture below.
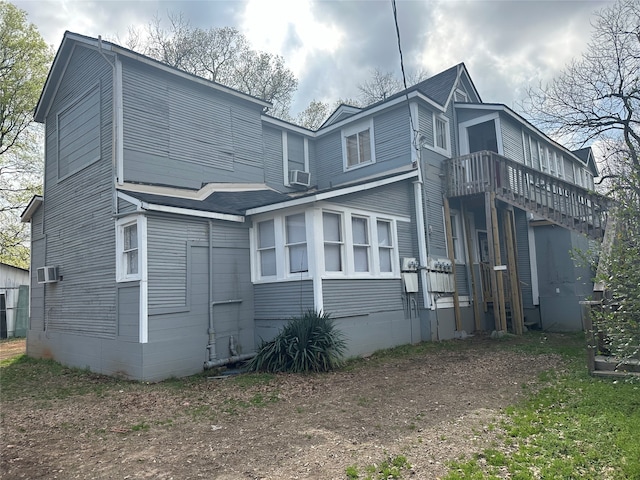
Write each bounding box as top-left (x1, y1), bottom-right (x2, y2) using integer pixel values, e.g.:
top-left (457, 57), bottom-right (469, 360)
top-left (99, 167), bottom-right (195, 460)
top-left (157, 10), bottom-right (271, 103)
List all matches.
top-left (0, 334), bottom-right (566, 479)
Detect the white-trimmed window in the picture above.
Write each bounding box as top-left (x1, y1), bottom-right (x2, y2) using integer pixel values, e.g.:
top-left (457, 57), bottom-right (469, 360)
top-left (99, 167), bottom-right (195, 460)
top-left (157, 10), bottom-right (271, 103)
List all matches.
top-left (447, 212), bottom-right (465, 263)
top-left (377, 220), bottom-right (393, 273)
top-left (539, 143), bottom-right (549, 172)
top-left (258, 219), bottom-right (277, 277)
top-left (352, 216), bottom-right (370, 272)
top-left (342, 120), bottom-right (375, 169)
top-left (433, 114), bottom-right (450, 155)
top-left (285, 213), bottom-right (308, 273)
top-left (323, 212), bottom-right (343, 272)
top-left (454, 89), bottom-right (468, 102)
top-left (116, 216), bottom-right (145, 282)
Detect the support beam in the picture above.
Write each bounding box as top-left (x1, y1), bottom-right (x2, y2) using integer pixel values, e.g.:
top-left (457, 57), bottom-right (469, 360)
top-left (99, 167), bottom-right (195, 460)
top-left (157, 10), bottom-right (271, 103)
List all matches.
top-left (484, 192), bottom-right (501, 331)
top-left (443, 195), bottom-right (462, 332)
top-left (504, 208), bottom-right (524, 334)
top-left (463, 207), bottom-right (482, 331)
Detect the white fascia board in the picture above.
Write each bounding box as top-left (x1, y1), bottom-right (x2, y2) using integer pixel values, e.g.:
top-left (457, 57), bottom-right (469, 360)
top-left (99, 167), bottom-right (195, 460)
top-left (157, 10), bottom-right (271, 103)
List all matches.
top-left (316, 91), bottom-right (444, 137)
top-left (20, 195), bottom-right (44, 223)
top-left (246, 170), bottom-right (418, 215)
top-left (261, 115), bottom-right (315, 136)
top-left (37, 43), bottom-right (78, 122)
top-left (141, 203), bottom-right (245, 222)
top-left (118, 182), bottom-right (273, 200)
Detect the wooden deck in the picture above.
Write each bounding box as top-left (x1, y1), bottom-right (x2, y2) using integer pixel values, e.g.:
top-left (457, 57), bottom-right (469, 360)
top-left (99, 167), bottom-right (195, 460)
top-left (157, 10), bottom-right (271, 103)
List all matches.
top-left (445, 151), bottom-right (610, 239)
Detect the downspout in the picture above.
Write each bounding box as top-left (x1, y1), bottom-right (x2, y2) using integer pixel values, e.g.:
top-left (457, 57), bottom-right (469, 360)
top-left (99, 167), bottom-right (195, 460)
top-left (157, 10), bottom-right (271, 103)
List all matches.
top-left (205, 220), bottom-right (216, 363)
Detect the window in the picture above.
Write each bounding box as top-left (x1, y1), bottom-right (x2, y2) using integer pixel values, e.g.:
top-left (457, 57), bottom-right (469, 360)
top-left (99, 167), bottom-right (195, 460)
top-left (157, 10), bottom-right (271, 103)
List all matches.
top-left (323, 212), bottom-right (343, 272)
top-left (258, 220), bottom-right (276, 277)
top-left (253, 209), bottom-right (401, 282)
top-left (285, 214), bottom-right (307, 273)
top-left (539, 143), bottom-right (549, 172)
top-left (342, 120), bottom-right (375, 169)
top-left (447, 213), bottom-right (465, 263)
top-left (433, 114), bottom-right (450, 155)
top-left (454, 89), bottom-right (468, 102)
top-left (352, 216), bottom-right (370, 272)
top-left (377, 220), bottom-right (393, 273)
top-left (116, 216), bottom-right (145, 282)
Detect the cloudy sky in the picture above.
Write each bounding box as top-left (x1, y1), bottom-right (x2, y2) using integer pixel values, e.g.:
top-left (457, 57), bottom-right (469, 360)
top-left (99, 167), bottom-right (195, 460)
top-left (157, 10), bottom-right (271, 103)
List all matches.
top-left (14, 0), bottom-right (614, 117)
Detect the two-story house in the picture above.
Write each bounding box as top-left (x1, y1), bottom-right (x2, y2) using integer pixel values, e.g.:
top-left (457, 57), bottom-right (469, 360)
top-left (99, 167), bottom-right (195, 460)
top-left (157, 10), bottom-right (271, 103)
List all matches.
top-left (22, 32), bottom-right (605, 380)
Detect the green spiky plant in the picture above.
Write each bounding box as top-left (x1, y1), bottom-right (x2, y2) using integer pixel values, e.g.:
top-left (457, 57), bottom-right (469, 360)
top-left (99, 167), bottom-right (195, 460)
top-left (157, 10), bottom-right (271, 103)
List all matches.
top-left (248, 310), bottom-right (346, 373)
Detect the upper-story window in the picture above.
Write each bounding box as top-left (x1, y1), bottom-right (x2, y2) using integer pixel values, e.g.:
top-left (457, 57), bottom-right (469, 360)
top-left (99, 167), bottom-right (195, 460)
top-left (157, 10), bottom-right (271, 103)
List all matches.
top-left (433, 114), bottom-right (451, 155)
top-left (342, 119), bottom-right (375, 170)
top-left (454, 89), bottom-right (468, 102)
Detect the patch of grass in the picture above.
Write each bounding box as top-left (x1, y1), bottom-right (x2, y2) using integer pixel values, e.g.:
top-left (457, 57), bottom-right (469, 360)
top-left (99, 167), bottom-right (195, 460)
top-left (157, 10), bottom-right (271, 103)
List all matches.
top-left (130, 421), bottom-right (149, 432)
top-left (443, 358), bottom-right (640, 479)
top-left (231, 372), bottom-right (276, 388)
top-left (350, 455), bottom-right (412, 479)
top-left (0, 355), bottom-right (127, 401)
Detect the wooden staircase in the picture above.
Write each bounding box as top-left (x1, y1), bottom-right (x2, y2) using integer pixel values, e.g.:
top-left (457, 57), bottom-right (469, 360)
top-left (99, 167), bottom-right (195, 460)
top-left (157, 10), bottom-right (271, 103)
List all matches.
top-left (445, 151), bottom-right (610, 240)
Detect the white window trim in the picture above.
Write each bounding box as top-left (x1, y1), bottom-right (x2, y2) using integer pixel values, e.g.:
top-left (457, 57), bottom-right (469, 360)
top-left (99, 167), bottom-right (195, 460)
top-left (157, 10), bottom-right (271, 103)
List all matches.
top-left (251, 205), bottom-right (405, 283)
top-left (454, 89), bottom-right (468, 102)
top-left (116, 215), bottom-right (146, 283)
top-left (432, 113), bottom-right (451, 156)
top-left (342, 118), bottom-right (376, 171)
top-left (458, 113), bottom-right (503, 156)
top-left (444, 209), bottom-right (465, 264)
top-left (282, 132), bottom-right (310, 187)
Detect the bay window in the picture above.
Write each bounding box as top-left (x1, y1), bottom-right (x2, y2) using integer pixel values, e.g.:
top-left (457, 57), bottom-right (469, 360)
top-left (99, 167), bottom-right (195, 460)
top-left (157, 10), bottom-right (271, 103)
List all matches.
top-left (258, 219), bottom-right (276, 277)
top-left (352, 216), bottom-right (370, 272)
top-left (323, 212), bottom-right (343, 272)
top-left (285, 213), bottom-right (308, 273)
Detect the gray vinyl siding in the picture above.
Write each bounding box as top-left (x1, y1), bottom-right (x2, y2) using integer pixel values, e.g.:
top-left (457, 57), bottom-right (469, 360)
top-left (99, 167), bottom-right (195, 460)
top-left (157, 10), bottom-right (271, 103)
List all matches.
top-left (314, 109), bottom-right (411, 190)
top-left (315, 130), bottom-right (343, 189)
top-left (146, 216), bottom-right (208, 312)
top-left (501, 117), bottom-right (524, 163)
top-left (456, 267), bottom-right (469, 295)
top-left (254, 281), bottom-right (314, 318)
top-left (41, 45), bottom-right (116, 337)
top-left (323, 279), bottom-right (403, 317)
top-left (57, 83), bottom-right (101, 179)
top-left (564, 157), bottom-right (575, 183)
top-left (330, 180), bottom-right (413, 217)
top-left (263, 125), bottom-right (284, 189)
top-left (423, 159), bottom-right (447, 258)
top-left (117, 197), bottom-right (138, 214)
top-left (515, 210), bottom-right (533, 307)
top-left (117, 284), bottom-right (139, 341)
top-left (418, 105), bottom-right (434, 148)
top-left (121, 58), bottom-right (265, 189)
top-left (29, 236), bottom-right (45, 332)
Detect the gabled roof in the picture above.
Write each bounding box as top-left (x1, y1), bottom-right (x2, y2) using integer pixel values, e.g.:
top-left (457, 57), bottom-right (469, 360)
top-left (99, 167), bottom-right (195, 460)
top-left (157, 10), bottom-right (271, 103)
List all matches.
top-left (20, 195), bottom-right (43, 223)
top-left (572, 147), bottom-right (600, 177)
top-left (35, 32), bottom-right (271, 123)
top-left (321, 104), bottom-right (363, 128)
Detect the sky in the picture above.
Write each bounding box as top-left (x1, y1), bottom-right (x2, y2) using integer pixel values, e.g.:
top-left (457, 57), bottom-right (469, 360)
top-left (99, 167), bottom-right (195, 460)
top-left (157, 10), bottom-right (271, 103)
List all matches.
top-left (14, 0), bottom-right (614, 118)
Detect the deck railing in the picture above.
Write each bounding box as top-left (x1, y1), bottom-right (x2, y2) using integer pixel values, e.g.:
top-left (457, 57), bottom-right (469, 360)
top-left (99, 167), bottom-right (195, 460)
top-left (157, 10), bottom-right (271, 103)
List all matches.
top-left (445, 151), bottom-right (610, 239)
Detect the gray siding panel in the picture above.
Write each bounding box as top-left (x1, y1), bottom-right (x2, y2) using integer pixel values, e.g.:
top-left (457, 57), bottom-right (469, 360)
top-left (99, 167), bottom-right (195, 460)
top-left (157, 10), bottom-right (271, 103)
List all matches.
top-left (501, 117), bottom-right (524, 163)
top-left (117, 285), bottom-right (139, 341)
top-left (515, 210), bottom-right (533, 307)
top-left (315, 131), bottom-right (343, 189)
top-left (42, 45), bottom-right (116, 338)
top-left (331, 180), bottom-right (413, 217)
top-left (121, 59), bottom-right (265, 189)
top-left (263, 126), bottom-right (283, 189)
top-left (374, 106), bottom-right (409, 164)
top-left (254, 281), bottom-right (314, 318)
top-left (323, 279), bottom-right (404, 317)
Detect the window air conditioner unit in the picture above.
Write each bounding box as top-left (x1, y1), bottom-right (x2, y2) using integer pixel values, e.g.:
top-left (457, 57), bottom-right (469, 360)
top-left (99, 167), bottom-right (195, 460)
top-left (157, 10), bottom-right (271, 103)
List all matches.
top-left (37, 266), bottom-right (58, 284)
top-left (289, 170), bottom-right (310, 187)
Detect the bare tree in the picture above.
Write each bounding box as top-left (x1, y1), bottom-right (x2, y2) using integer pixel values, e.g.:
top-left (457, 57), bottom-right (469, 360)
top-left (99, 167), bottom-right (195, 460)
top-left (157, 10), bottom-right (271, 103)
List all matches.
top-left (135, 14), bottom-right (297, 119)
top-left (357, 68), bottom-right (429, 106)
top-left (525, 0), bottom-right (640, 195)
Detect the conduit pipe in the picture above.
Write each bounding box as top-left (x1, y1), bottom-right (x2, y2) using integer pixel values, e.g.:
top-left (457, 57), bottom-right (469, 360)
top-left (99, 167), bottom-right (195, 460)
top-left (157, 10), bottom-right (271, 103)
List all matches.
top-left (204, 352), bottom-right (256, 370)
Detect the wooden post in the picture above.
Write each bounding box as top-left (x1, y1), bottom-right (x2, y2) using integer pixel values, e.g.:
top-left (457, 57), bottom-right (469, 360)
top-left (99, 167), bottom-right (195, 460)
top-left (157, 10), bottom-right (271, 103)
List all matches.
top-left (463, 207), bottom-right (482, 331)
top-left (484, 192), bottom-right (501, 331)
top-left (490, 194), bottom-right (507, 332)
top-left (504, 208), bottom-right (524, 334)
top-left (443, 195), bottom-right (462, 332)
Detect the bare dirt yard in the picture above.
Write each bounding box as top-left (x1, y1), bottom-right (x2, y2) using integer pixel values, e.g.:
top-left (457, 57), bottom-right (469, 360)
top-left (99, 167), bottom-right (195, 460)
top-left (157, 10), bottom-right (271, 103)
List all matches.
top-left (0, 334), bottom-right (569, 479)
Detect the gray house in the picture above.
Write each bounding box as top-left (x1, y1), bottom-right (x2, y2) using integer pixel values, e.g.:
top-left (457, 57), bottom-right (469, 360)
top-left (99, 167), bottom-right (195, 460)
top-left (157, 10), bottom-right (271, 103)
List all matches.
top-left (22, 32), bottom-right (605, 380)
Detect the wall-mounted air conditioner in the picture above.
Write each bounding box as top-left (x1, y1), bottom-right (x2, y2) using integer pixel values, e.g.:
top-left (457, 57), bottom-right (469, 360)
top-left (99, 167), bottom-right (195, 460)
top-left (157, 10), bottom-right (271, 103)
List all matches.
top-left (289, 170), bottom-right (310, 187)
top-left (37, 266), bottom-right (59, 284)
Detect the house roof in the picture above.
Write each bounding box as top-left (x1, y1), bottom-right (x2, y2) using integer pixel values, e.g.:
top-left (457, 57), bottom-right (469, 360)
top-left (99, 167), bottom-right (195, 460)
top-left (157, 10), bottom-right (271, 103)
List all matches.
top-left (35, 32), bottom-right (271, 123)
top-left (20, 195), bottom-right (43, 223)
top-left (122, 188), bottom-right (290, 217)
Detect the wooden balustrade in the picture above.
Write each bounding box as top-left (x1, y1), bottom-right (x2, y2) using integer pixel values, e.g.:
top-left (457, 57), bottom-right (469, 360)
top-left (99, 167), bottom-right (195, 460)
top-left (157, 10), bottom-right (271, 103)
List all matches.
top-left (445, 151), bottom-right (610, 239)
